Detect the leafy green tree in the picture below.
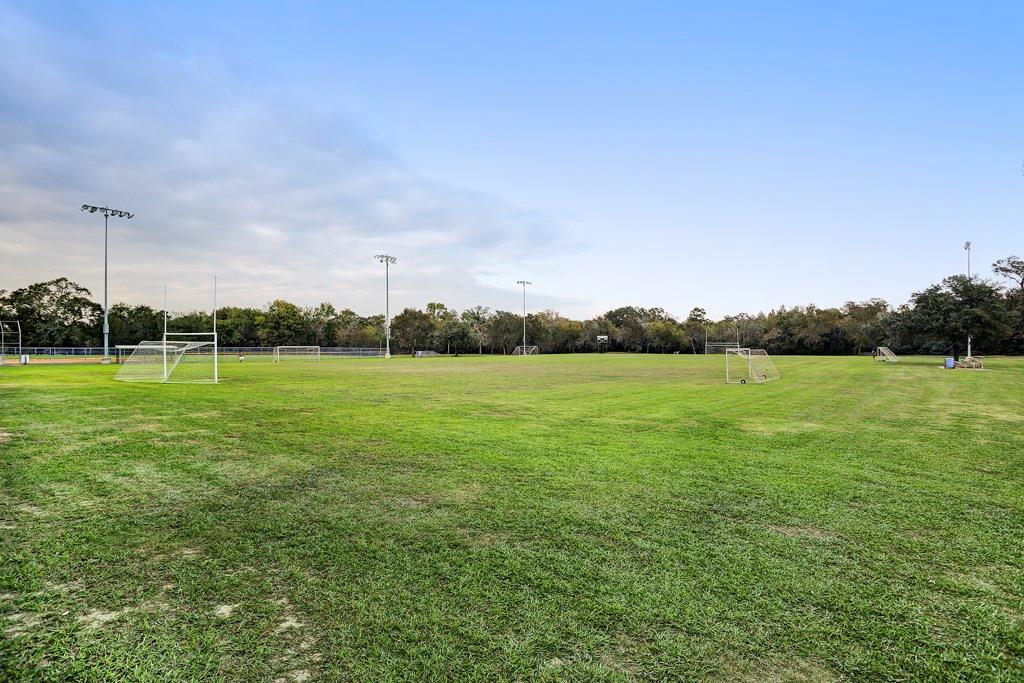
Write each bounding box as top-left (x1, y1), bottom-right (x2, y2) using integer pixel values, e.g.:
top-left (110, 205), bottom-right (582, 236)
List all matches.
top-left (390, 308), bottom-right (434, 353)
top-left (218, 307), bottom-right (265, 346)
top-left (0, 278), bottom-right (101, 346)
top-left (437, 319), bottom-right (474, 354)
top-left (426, 302), bottom-right (456, 323)
top-left (261, 300), bottom-right (310, 346)
top-left (487, 311), bottom-right (522, 354)
top-left (893, 276), bottom-right (1011, 356)
top-left (993, 256), bottom-right (1024, 290)
top-left (306, 302), bottom-right (339, 347)
top-left (108, 304), bottom-right (164, 345)
top-left (647, 320), bottom-right (687, 353)
top-left (460, 306), bottom-right (492, 353)
top-left (840, 299), bottom-right (890, 354)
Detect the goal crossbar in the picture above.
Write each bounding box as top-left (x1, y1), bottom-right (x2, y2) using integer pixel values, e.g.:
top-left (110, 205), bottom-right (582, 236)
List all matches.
top-left (512, 345), bottom-right (539, 355)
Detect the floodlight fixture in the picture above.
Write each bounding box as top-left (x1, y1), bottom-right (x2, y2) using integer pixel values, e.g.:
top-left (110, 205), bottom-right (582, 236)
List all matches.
top-left (81, 203), bottom-right (134, 363)
top-left (375, 254), bottom-right (397, 357)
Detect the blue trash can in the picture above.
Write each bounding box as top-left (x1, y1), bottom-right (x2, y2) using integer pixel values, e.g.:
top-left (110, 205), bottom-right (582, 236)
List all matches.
top-left (945, 357), bottom-right (955, 369)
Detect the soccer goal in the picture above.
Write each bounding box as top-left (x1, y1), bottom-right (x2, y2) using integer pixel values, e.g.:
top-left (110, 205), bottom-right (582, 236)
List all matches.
top-left (512, 345), bottom-right (539, 355)
top-left (726, 348), bottom-right (780, 384)
top-left (115, 333), bottom-right (218, 383)
top-left (274, 346), bottom-right (320, 362)
top-left (1, 320), bottom-right (22, 366)
top-left (876, 346), bottom-right (898, 362)
top-left (705, 341), bottom-right (740, 354)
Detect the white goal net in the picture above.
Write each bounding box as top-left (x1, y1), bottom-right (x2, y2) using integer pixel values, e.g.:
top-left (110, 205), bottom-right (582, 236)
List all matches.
top-left (725, 348), bottom-right (780, 384)
top-left (274, 346), bottom-right (320, 362)
top-left (512, 345), bottom-right (539, 355)
top-left (115, 333), bottom-right (218, 383)
top-left (876, 346), bottom-right (898, 362)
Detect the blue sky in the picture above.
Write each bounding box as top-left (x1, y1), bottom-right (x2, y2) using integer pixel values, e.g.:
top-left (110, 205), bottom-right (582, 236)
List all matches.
top-left (1, 1), bottom-right (1021, 318)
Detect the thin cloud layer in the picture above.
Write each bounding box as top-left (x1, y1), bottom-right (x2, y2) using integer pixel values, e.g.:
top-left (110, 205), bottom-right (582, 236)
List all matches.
top-left (0, 5), bottom-right (567, 315)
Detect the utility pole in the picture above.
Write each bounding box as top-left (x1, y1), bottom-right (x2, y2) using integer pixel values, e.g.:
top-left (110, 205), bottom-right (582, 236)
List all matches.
top-left (81, 204), bottom-right (133, 364)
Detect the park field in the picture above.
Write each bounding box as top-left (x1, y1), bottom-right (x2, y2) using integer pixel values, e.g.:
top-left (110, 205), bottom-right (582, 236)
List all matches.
top-left (2, 354), bottom-right (1023, 681)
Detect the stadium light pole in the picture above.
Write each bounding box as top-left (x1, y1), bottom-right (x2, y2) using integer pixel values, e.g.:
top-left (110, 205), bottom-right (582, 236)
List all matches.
top-left (81, 204), bottom-right (134, 364)
top-left (375, 255), bottom-right (397, 358)
top-left (964, 241), bottom-right (973, 357)
top-left (517, 280), bottom-right (531, 353)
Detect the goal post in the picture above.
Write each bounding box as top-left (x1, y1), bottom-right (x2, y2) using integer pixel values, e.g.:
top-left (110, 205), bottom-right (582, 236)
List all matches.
top-left (876, 346), bottom-right (898, 362)
top-left (0, 320), bottom-right (22, 366)
top-left (726, 348), bottom-right (780, 384)
top-left (115, 333), bottom-right (218, 383)
top-left (705, 341), bottom-right (740, 354)
top-left (274, 346), bottom-right (320, 362)
top-left (512, 345), bottom-right (539, 355)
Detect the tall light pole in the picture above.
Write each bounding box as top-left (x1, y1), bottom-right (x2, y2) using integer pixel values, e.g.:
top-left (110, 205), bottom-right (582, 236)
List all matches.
top-left (516, 280), bottom-right (531, 353)
top-left (964, 241), bottom-right (973, 357)
top-left (375, 255), bottom-right (397, 358)
top-left (81, 204), bottom-right (133, 364)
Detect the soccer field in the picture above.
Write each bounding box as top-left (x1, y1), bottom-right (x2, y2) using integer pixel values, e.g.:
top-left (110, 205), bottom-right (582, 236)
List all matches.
top-left (2, 355), bottom-right (1023, 681)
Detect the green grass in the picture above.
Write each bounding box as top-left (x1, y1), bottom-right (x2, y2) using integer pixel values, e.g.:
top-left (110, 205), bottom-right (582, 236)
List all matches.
top-left (2, 355), bottom-right (1023, 682)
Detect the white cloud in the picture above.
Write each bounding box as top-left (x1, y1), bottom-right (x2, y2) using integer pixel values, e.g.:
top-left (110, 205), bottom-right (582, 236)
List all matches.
top-left (0, 5), bottom-right (572, 316)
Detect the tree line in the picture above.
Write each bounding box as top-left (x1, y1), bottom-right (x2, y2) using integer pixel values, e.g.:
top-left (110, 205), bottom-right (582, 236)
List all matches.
top-left (2, 256), bottom-right (1022, 356)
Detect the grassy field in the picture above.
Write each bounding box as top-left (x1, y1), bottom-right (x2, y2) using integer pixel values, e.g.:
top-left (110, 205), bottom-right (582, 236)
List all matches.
top-left (2, 354), bottom-right (1023, 681)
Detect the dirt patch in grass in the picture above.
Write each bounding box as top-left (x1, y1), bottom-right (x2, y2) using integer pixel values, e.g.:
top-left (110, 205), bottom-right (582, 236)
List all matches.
top-left (392, 494), bottom-right (436, 509)
top-left (77, 609), bottom-right (125, 629)
top-left (267, 596), bottom-right (323, 682)
top-left (717, 656), bottom-right (841, 682)
top-left (16, 504), bottom-right (50, 517)
top-left (0, 431), bottom-right (16, 443)
top-left (768, 524), bottom-right (833, 540)
top-left (4, 612), bottom-right (41, 636)
top-left (42, 580), bottom-right (86, 595)
top-left (213, 604), bottom-right (236, 618)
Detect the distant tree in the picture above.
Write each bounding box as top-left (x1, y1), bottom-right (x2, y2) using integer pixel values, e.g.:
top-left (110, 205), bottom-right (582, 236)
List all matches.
top-left (306, 302), bottom-right (339, 347)
top-left (894, 275), bottom-right (1011, 356)
top-left (390, 308), bottom-right (434, 353)
top-left (840, 299), bottom-right (890, 355)
top-left (108, 304), bottom-right (164, 345)
top-left (993, 256), bottom-right (1024, 290)
top-left (426, 302), bottom-right (456, 322)
top-left (487, 311), bottom-right (522, 354)
top-left (647, 320), bottom-right (687, 353)
top-left (261, 300), bottom-right (310, 346)
top-left (437, 319), bottom-right (474, 354)
top-left (0, 278), bottom-right (101, 346)
top-left (460, 306), bottom-right (492, 353)
top-left (218, 307), bottom-right (264, 346)
top-left (682, 308), bottom-right (708, 353)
